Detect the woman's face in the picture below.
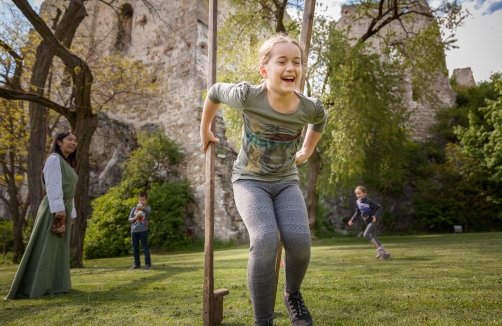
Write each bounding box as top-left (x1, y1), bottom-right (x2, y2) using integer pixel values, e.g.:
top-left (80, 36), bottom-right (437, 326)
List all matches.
top-left (57, 133), bottom-right (78, 158)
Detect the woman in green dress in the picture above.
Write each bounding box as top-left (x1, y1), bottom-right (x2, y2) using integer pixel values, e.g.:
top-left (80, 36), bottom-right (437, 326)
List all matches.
top-left (6, 131), bottom-right (78, 299)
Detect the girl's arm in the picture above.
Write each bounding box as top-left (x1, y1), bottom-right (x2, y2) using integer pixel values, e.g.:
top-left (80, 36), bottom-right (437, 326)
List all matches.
top-left (369, 199), bottom-right (382, 220)
top-left (296, 129), bottom-right (322, 164)
top-left (200, 97), bottom-right (221, 153)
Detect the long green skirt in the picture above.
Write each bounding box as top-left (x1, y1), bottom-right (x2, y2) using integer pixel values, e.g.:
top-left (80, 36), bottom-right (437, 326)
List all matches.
top-left (5, 197), bottom-right (73, 299)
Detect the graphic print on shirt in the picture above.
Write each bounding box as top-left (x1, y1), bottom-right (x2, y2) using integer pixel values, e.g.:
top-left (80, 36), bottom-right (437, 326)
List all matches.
top-left (357, 200), bottom-right (372, 213)
top-left (242, 115), bottom-right (302, 175)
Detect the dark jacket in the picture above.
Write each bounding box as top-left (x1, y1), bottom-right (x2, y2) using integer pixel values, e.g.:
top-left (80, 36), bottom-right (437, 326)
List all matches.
top-left (350, 197), bottom-right (382, 224)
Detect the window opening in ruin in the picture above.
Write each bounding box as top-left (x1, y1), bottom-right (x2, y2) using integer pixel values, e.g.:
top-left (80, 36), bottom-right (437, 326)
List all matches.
top-left (115, 3), bottom-right (133, 51)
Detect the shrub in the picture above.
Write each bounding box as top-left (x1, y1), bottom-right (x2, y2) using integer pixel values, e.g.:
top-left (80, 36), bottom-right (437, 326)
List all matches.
top-left (147, 181), bottom-right (194, 251)
top-left (84, 186), bottom-right (138, 259)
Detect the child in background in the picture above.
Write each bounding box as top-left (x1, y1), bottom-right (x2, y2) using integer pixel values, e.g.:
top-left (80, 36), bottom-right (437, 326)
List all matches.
top-left (200, 33), bottom-right (327, 326)
top-left (129, 192), bottom-right (152, 269)
top-left (348, 186), bottom-right (391, 260)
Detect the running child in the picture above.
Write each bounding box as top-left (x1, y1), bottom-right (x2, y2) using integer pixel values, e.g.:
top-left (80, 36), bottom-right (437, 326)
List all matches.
top-left (348, 186), bottom-right (391, 260)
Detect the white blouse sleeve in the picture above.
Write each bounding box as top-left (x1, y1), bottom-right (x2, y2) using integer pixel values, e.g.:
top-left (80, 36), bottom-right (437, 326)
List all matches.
top-left (43, 155), bottom-right (65, 213)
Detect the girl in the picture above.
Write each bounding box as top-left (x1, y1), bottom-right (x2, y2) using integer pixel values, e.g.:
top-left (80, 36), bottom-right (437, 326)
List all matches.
top-left (6, 131), bottom-right (78, 299)
top-left (348, 186), bottom-right (391, 260)
top-left (200, 34), bottom-right (327, 326)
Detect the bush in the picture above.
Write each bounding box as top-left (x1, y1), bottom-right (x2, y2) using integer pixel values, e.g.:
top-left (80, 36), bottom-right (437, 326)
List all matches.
top-left (84, 130), bottom-right (195, 259)
top-left (147, 181), bottom-right (194, 251)
top-left (0, 220), bottom-right (13, 257)
top-left (84, 186), bottom-right (138, 259)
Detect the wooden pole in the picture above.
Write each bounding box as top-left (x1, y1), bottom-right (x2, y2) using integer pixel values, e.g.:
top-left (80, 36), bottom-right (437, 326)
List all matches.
top-left (203, 0), bottom-right (218, 325)
top-left (299, 0), bottom-right (317, 94)
top-left (273, 0), bottom-right (317, 308)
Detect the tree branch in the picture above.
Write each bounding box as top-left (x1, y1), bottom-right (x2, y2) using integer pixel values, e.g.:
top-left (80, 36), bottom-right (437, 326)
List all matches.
top-left (0, 39), bottom-right (23, 89)
top-left (0, 88), bottom-right (73, 119)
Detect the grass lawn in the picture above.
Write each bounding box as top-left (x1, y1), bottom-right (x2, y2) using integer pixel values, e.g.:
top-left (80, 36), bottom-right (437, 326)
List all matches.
top-left (1, 232), bottom-right (501, 325)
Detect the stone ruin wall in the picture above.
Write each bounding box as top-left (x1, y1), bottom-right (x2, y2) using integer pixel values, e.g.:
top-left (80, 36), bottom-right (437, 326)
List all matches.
top-left (336, 3), bottom-right (457, 141)
top-left (38, 0), bottom-right (246, 243)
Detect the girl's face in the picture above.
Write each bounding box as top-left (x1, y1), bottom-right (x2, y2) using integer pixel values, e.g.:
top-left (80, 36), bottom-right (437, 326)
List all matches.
top-left (355, 189), bottom-right (366, 200)
top-left (260, 42), bottom-right (302, 95)
top-left (57, 133), bottom-right (78, 158)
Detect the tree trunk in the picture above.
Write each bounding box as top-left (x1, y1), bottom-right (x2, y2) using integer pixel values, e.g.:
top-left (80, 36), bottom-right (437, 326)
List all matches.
top-left (27, 50), bottom-right (52, 221)
top-left (306, 149), bottom-right (320, 229)
top-left (70, 114), bottom-right (98, 267)
top-left (12, 215), bottom-right (24, 263)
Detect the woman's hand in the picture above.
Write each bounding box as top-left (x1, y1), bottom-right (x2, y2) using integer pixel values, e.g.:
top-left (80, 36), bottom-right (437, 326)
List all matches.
top-left (55, 210), bottom-right (66, 219)
top-left (348, 221), bottom-right (353, 226)
top-left (372, 216), bottom-right (377, 223)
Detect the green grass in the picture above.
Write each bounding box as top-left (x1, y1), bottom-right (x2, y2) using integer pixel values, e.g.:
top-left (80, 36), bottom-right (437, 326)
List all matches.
top-left (1, 233), bottom-right (502, 325)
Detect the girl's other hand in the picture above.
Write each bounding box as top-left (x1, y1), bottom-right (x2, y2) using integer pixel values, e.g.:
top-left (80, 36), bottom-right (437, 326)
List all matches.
top-left (201, 129), bottom-right (220, 153)
top-left (348, 221), bottom-right (353, 226)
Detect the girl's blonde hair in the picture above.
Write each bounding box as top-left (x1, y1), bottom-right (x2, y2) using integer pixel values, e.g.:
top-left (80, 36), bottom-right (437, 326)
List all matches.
top-left (258, 33), bottom-right (305, 66)
top-left (355, 186), bottom-right (367, 193)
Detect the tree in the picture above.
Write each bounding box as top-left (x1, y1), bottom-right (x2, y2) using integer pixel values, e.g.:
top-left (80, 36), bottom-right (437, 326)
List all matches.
top-left (455, 76), bottom-right (502, 206)
top-left (0, 4), bottom-right (37, 262)
top-left (0, 0), bottom-right (161, 266)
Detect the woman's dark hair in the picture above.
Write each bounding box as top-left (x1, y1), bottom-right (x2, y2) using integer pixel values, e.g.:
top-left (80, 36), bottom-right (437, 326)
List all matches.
top-left (50, 131), bottom-right (77, 168)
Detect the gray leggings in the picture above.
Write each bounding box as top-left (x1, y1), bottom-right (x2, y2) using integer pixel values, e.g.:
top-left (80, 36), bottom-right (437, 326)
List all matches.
top-left (233, 180), bottom-right (311, 325)
top-left (364, 222), bottom-right (381, 246)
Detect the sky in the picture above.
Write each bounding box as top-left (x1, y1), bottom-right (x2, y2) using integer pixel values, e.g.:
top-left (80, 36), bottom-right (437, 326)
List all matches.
top-left (320, 0), bottom-right (502, 83)
top-left (26, 0), bottom-right (502, 82)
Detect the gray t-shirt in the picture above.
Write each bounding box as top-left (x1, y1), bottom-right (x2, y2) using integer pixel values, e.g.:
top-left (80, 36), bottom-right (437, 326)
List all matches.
top-left (207, 82), bottom-right (327, 182)
top-left (128, 206), bottom-right (151, 233)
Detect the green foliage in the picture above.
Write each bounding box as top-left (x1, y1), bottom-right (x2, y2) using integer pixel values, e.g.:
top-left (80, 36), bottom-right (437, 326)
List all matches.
top-left (412, 144), bottom-right (496, 232)
top-left (120, 130), bottom-right (183, 193)
top-left (147, 181), bottom-right (194, 251)
top-left (0, 220), bottom-right (13, 251)
top-left (84, 131), bottom-right (193, 259)
top-left (455, 76), bottom-right (502, 205)
top-left (84, 187), bottom-right (138, 259)
top-left (432, 76), bottom-right (499, 142)
top-left (319, 30), bottom-right (410, 192)
top-left (312, 201), bottom-right (335, 238)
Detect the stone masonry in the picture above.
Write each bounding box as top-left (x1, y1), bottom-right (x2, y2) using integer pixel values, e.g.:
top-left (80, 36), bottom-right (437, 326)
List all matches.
top-left (39, 0), bottom-right (245, 242)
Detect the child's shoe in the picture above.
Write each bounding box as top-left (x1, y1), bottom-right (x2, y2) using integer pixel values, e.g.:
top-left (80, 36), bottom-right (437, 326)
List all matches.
top-left (383, 251), bottom-right (391, 260)
top-left (283, 291), bottom-right (313, 326)
top-left (376, 248), bottom-right (384, 259)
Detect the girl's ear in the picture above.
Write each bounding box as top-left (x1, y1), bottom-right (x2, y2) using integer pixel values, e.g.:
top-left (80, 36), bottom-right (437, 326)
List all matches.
top-left (259, 65), bottom-right (267, 79)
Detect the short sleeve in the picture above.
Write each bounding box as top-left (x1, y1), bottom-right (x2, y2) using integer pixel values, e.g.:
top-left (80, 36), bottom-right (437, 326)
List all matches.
top-left (308, 98), bottom-right (327, 133)
top-left (207, 82), bottom-right (251, 110)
